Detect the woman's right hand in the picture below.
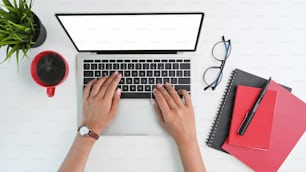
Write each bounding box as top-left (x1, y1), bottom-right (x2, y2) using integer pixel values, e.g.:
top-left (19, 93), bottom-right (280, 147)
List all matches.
top-left (152, 83), bottom-right (197, 145)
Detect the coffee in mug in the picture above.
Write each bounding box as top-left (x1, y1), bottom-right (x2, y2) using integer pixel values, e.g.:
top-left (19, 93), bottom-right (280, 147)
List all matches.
top-left (31, 50), bottom-right (69, 97)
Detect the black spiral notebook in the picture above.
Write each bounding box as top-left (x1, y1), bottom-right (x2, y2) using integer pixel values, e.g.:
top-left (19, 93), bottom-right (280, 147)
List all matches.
top-left (206, 68), bottom-right (292, 152)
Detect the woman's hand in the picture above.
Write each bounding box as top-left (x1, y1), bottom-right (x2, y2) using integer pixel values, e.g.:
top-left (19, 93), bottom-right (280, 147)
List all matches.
top-left (82, 71), bottom-right (122, 134)
top-left (152, 83), bottom-right (197, 145)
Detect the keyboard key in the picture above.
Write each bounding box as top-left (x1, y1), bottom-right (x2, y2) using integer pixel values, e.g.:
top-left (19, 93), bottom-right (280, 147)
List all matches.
top-left (134, 78), bottom-right (140, 84)
top-left (149, 78), bottom-right (155, 84)
top-left (102, 71), bottom-right (108, 76)
top-left (121, 92), bottom-right (151, 98)
top-left (136, 63), bottom-right (141, 69)
top-left (180, 63), bottom-right (190, 69)
top-left (165, 63), bottom-right (171, 69)
top-left (122, 85), bottom-right (128, 91)
top-left (124, 71), bottom-right (130, 77)
top-left (130, 85), bottom-right (136, 91)
top-left (132, 71), bottom-right (138, 77)
top-left (143, 63), bottom-right (149, 69)
top-left (128, 64), bottom-right (134, 69)
top-left (141, 78), bottom-right (147, 84)
top-left (175, 85), bottom-right (190, 91)
top-left (173, 63), bottom-right (179, 69)
top-left (176, 71), bottom-right (183, 77)
top-left (154, 71), bottom-right (160, 77)
top-left (84, 71), bottom-right (93, 77)
top-left (84, 64), bottom-right (90, 69)
top-left (91, 64), bottom-right (97, 70)
top-left (106, 64), bottom-right (112, 69)
top-left (139, 71), bottom-right (145, 77)
top-left (169, 71), bottom-right (175, 77)
top-left (121, 63), bottom-right (127, 69)
top-left (137, 85), bottom-right (143, 91)
top-left (171, 78), bottom-right (177, 84)
top-left (178, 78), bottom-right (190, 84)
top-left (156, 78), bottom-right (163, 84)
top-left (158, 63), bottom-right (164, 69)
top-left (126, 78), bottom-right (132, 84)
top-left (145, 85), bottom-right (151, 91)
top-left (162, 71), bottom-right (168, 76)
top-left (163, 78), bottom-right (170, 83)
top-left (95, 71), bottom-right (101, 77)
top-left (184, 70), bottom-right (190, 76)
top-left (119, 78), bottom-right (125, 84)
top-left (99, 63), bottom-right (104, 70)
top-left (150, 63), bottom-right (156, 69)
top-left (84, 78), bottom-right (94, 84)
top-left (147, 71), bottom-right (153, 76)
top-left (109, 71), bottom-right (115, 75)
top-left (113, 64), bottom-right (119, 69)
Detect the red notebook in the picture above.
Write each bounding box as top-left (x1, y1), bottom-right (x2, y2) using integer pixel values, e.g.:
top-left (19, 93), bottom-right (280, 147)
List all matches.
top-left (227, 85), bottom-right (277, 150)
top-left (222, 80), bottom-right (306, 172)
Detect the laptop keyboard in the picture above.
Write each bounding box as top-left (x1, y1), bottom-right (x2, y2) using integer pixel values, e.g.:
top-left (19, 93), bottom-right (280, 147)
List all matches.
top-left (83, 58), bottom-right (191, 98)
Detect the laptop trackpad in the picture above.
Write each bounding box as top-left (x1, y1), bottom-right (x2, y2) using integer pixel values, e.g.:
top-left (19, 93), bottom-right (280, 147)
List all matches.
top-left (102, 99), bottom-right (166, 135)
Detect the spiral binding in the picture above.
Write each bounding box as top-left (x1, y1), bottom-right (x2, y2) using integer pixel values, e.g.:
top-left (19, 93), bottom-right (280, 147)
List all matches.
top-left (206, 69), bottom-right (238, 146)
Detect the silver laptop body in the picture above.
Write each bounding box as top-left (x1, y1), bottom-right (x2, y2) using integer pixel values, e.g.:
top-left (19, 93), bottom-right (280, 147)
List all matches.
top-left (56, 13), bottom-right (204, 135)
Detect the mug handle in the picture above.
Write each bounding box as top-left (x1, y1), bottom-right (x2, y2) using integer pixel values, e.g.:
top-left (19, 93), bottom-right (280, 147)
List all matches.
top-left (47, 87), bottom-right (55, 97)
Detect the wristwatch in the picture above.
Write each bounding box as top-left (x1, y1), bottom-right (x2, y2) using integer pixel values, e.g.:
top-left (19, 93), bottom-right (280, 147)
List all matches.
top-left (78, 126), bottom-right (99, 140)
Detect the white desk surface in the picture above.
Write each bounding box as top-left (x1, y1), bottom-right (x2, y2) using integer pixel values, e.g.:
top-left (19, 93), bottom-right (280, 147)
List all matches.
top-left (1, 0), bottom-right (306, 171)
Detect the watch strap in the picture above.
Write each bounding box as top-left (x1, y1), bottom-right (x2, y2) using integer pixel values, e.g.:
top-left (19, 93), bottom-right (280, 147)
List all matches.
top-left (88, 130), bottom-right (99, 140)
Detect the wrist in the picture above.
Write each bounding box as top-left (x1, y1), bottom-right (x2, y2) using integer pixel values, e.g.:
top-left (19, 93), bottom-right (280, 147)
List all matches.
top-left (175, 135), bottom-right (198, 148)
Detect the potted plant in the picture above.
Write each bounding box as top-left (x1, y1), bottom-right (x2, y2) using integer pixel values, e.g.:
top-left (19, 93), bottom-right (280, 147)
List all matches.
top-left (0, 0), bottom-right (46, 69)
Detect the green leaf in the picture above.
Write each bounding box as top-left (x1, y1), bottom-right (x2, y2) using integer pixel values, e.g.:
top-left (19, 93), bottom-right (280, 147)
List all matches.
top-left (2, 0), bottom-right (14, 9)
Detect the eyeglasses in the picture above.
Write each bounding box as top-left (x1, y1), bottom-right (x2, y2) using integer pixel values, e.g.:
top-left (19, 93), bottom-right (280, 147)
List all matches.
top-left (203, 36), bottom-right (231, 91)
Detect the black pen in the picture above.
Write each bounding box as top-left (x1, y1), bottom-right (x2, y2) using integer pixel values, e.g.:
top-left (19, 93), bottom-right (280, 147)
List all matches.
top-left (238, 77), bottom-right (272, 136)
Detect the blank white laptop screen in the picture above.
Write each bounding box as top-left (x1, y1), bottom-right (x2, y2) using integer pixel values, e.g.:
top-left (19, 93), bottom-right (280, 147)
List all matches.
top-left (56, 13), bottom-right (203, 51)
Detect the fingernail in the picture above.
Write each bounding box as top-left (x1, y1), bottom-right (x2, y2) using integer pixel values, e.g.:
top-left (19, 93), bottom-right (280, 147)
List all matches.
top-left (157, 83), bottom-right (162, 88)
top-left (150, 99), bottom-right (156, 105)
top-left (116, 88), bottom-right (122, 95)
top-left (114, 71), bottom-right (118, 75)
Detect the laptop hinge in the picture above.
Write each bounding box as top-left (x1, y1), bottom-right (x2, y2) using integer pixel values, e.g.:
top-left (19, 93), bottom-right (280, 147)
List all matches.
top-left (96, 50), bottom-right (178, 54)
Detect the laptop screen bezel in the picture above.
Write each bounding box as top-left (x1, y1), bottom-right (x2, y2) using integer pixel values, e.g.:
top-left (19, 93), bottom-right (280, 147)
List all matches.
top-left (55, 12), bottom-right (204, 53)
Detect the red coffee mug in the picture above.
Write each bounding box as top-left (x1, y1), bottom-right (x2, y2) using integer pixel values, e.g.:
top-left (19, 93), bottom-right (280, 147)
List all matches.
top-left (31, 50), bottom-right (69, 97)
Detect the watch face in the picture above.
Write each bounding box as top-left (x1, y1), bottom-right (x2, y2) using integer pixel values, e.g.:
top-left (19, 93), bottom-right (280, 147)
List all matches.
top-left (79, 126), bottom-right (90, 136)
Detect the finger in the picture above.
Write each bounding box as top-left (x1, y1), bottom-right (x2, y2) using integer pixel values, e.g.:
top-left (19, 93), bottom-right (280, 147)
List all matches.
top-left (98, 71), bottom-right (118, 98)
top-left (103, 72), bottom-right (122, 99)
top-left (83, 79), bottom-right (97, 100)
top-left (109, 88), bottom-right (122, 117)
top-left (151, 99), bottom-right (165, 128)
top-left (90, 77), bottom-right (107, 97)
top-left (156, 83), bottom-right (178, 110)
top-left (165, 82), bottom-right (183, 107)
top-left (180, 89), bottom-right (192, 107)
top-left (153, 88), bottom-right (171, 115)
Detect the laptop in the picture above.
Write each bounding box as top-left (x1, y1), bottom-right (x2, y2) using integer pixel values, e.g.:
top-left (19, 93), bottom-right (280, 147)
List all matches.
top-left (55, 13), bottom-right (204, 135)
